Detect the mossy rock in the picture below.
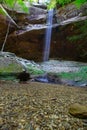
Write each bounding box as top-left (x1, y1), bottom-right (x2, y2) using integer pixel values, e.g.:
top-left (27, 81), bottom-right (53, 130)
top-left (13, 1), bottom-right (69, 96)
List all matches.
top-left (0, 57), bottom-right (23, 73)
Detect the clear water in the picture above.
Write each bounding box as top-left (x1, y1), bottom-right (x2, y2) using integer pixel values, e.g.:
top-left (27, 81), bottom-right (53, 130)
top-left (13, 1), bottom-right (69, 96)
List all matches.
top-left (43, 9), bottom-right (53, 61)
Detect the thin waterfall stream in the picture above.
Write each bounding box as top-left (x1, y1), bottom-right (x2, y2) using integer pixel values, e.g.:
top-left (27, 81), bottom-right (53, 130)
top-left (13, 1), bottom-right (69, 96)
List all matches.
top-left (43, 9), bottom-right (53, 61)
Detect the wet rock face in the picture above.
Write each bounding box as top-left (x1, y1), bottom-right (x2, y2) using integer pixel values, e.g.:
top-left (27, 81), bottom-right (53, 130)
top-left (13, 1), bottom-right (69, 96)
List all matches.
top-left (4, 22), bottom-right (87, 62)
top-left (0, 15), bottom-right (8, 45)
top-left (6, 35), bottom-right (44, 61)
top-left (51, 23), bottom-right (87, 62)
top-left (0, 4), bottom-right (87, 62)
top-left (0, 14), bottom-right (16, 50)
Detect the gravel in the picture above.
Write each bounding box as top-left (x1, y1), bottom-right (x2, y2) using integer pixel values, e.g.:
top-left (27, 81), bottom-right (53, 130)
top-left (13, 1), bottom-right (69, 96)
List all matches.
top-left (0, 81), bottom-right (87, 130)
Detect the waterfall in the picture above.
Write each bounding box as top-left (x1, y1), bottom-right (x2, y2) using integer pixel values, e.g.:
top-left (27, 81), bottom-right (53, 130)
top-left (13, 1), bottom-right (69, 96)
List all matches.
top-left (43, 9), bottom-right (53, 61)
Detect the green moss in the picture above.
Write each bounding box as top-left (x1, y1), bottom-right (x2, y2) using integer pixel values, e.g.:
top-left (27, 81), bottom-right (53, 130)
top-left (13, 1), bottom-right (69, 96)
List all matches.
top-left (0, 75), bottom-right (16, 81)
top-left (0, 63), bottom-right (23, 73)
top-left (59, 66), bottom-right (87, 81)
top-left (27, 64), bottom-right (45, 75)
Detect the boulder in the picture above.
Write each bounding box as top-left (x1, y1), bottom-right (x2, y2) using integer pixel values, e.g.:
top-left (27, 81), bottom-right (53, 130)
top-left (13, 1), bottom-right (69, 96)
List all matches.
top-left (0, 54), bottom-right (23, 73)
top-left (69, 103), bottom-right (87, 119)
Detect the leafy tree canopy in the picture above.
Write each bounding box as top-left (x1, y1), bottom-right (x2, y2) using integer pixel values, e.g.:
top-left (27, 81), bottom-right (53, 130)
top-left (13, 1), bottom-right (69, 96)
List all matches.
top-left (0, 0), bottom-right (87, 12)
top-left (0, 0), bottom-right (29, 13)
top-left (47, 0), bottom-right (87, 9)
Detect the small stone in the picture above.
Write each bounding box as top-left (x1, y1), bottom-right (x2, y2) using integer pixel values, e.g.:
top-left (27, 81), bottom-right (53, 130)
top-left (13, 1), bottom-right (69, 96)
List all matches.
top-left (0, 107), bottom-right (3, 111)
top-left (35, 126), bottom-right (40, 130)
top-left (0, 117), bottom-right (3, 124)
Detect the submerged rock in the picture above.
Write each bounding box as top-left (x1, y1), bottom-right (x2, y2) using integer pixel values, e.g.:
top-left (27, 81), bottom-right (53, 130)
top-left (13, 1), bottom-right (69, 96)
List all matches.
top-left (34, 73), bottom-right (62, 84)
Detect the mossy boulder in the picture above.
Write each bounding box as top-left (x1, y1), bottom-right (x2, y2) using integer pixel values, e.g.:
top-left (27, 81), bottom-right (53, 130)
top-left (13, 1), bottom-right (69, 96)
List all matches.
top-left (0, 57), bottom-right (23, 73)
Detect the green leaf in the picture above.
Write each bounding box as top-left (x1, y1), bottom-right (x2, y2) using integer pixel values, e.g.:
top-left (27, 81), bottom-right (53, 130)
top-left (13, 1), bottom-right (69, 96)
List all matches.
top-left (4, 0), bottom-right (15, 8)
top-left (0, 8), bottom-right (6, 15)
top-left (17, 0), bottom-right (29, 13)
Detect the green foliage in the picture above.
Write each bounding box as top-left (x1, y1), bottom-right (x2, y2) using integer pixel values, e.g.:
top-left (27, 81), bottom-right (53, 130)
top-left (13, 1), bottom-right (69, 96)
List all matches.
top-left (0, 0), bottom-right (87, 13)
top-left (56, 0), bottom-right (87, 9)
top-left (56, 0), bottom-right (72, 5)
top-left (17, 0), bottom-right (29, 13)
top-left (4, 0), bottom-right (16, 8)
top-left (68, 33), bottom-right (87, 41)
top-left (29, 0), bottom-right (38, 3)
top-left (0, 0), bottom-right (29, 13)
top-left (0, 8), bottom-right (6, 15)
top-left (75, 0), bottom-right (87, 7)
top-left (68, 20), bottom-right (87, 42)
top-left (0, 0), bottom-right (3, 3)
top-left (47, 0), bottom-right (87, 9)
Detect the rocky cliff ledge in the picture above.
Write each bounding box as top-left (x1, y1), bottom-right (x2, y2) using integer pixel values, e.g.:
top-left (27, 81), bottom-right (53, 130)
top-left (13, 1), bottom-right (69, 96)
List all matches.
top-left (0, 3), bottom-right (87, 62)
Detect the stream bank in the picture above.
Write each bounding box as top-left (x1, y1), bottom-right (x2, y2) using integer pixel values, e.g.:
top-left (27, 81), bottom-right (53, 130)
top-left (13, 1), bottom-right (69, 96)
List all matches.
top-left (0, 52), bottom-right (87, 87)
